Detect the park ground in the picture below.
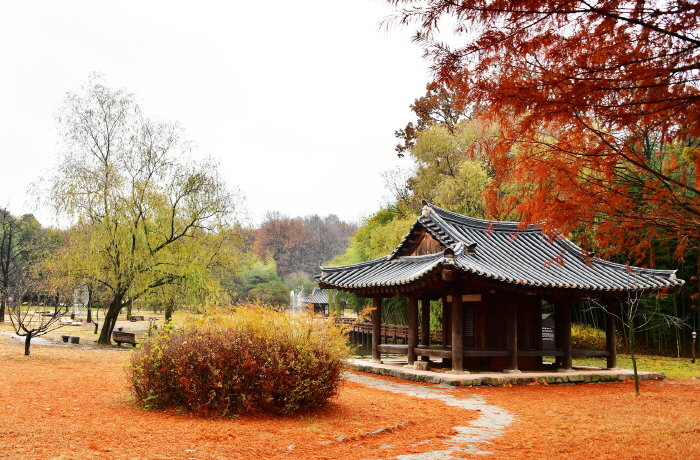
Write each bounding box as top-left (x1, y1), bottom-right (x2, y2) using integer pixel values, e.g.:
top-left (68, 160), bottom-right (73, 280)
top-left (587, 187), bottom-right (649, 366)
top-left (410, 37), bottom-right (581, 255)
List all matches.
top-left (1, 321), bottom-right (700, 459)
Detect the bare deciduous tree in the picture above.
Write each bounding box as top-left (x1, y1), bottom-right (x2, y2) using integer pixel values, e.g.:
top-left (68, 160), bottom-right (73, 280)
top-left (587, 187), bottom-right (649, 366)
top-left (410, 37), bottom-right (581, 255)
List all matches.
top-left (586, 291), bottom-right (686, 395)
top-left (8, 299), bottom-right (68, 356)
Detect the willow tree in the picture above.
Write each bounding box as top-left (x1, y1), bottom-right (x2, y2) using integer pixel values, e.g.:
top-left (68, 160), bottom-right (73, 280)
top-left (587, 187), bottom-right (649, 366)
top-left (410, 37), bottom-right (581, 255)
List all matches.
top-left (144, 226), bottom-right (253, 321)
top-left (47, 78), bottom-right (235, 345)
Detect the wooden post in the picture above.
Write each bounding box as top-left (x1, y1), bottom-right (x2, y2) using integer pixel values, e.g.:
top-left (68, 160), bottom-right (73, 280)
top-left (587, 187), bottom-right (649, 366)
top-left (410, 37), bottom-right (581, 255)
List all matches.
top-left (506, 300), bottom-right (519, 372)
top-left (372, 297), bottom-right (382, 362)
top-left (442, 296), bottom-right (451, 347)
top-left (420, 298), bottom-right (431, 361)
top-left (553, 300), bottom-right (563, 368)
top-left (451, 287), bottom-right (463, 372)
top-left (535, 298), bottom-right (543, 367)
top-left (504, 296), bottom-right (519, 373)
top-left (605, 301), bottom-right (617, 369)
top-left (558, 300), bottom-right (573, 370)
top-left (407, 297), bottom-right (418, 364)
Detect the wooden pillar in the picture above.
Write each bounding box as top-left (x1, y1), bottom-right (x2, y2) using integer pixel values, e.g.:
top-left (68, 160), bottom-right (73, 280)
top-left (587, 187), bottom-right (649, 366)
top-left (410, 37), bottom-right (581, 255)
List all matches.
top-left (371, 297), bottom-right (382, 362)
top-left (605, 301), bottom-right (617, 369)
top-left (451, 287), bottom-right (463, 372)
top-left (535, 298), bottom-right (543, 367)
top-left (442, 296), bottom-right (451, 347)
top-left (420, 298), bottom-right (431, 361)
top-left (553, 300), bottom-right (563, 367)
top-left (506, 300), bottom-right (519, 372)
top-left (407, 296), bottom-right (418, 364)
top-left (558, 300), bottom-right (573, 370)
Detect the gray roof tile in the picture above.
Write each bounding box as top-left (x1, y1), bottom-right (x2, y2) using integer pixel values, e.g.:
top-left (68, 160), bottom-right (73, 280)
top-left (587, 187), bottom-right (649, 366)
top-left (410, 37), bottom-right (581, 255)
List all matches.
top-left (300, 288), bottom-right (329, 304)
top-left (318, 202), bottom-right (684, 293)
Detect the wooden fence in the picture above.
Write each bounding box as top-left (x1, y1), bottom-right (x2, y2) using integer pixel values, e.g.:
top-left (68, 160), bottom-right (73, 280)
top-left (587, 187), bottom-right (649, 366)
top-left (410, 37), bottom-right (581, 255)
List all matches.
top-left (334, 318), bottom-right (444, 348)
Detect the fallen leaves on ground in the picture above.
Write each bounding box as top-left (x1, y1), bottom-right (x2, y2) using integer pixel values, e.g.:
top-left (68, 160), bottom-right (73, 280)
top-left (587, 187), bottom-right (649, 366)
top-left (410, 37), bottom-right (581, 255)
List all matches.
top-left (0, 339), bottom-right (473, 459)
top-left (2, 337), bottom-right (699, 459)
top-left (461, 378), bottom-right (700, 458)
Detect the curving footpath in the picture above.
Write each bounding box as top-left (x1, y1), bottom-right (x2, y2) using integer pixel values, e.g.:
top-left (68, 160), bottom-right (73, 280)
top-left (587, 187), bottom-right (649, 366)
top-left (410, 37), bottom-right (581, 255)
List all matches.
top-left (346, 372), bottom-right (515, 459)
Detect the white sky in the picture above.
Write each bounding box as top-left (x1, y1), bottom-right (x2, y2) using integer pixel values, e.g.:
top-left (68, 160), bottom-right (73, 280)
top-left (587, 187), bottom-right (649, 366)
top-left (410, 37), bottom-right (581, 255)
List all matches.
top-left (0, 0), bottom-right (429, 227)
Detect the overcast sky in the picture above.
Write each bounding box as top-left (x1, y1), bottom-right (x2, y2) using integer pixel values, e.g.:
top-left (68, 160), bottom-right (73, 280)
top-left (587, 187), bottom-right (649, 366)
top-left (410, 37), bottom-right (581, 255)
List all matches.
top-left (0, 0), bottom-right (430, 227)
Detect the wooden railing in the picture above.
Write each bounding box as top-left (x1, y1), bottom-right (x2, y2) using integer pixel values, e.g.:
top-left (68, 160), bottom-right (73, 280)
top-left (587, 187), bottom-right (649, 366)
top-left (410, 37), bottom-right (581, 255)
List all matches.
top-left (334, 319), bottom-right (443, 347)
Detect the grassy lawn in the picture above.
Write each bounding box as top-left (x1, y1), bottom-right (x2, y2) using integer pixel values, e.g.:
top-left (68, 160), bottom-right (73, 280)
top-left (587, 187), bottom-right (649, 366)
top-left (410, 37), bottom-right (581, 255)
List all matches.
top-left (574, 354), bottom-right (700, 379)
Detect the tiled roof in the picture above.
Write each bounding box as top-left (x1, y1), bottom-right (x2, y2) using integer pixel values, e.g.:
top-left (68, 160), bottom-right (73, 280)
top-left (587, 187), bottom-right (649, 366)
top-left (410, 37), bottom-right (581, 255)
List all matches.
top-left (318, 202), bottom-right (684, 294)
top-left (301, 288), bottom-right (329, 304)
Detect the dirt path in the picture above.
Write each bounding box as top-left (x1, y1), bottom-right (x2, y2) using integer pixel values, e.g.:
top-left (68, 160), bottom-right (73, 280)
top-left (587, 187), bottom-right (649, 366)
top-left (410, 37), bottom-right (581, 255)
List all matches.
top-left (0, 330), bottom-right (116, 351)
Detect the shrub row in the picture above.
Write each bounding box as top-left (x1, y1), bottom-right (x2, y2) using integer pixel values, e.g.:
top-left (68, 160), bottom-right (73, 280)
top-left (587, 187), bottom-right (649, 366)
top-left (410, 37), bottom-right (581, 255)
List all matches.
top-left (128, 306), bottom-right (349, 415)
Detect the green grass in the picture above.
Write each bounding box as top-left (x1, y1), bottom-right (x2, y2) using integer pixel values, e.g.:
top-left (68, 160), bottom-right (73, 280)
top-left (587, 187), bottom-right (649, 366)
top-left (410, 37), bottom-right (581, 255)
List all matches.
top-left (574, 354), bottom-right (700, 379)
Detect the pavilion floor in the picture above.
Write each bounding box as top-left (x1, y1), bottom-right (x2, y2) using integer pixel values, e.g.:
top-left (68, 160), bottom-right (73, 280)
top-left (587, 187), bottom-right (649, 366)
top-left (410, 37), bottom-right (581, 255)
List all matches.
top-left (346, 358), bottom-right (664, 387)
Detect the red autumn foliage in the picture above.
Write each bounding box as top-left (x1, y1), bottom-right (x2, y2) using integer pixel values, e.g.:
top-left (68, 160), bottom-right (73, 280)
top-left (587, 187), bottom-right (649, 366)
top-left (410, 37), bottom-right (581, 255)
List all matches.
top-left (254, 213), bottom-right (309, 277)
top-left (129, 310), bottom-right (349, 415)
top-left (387, 0), bottom-right (700, 263)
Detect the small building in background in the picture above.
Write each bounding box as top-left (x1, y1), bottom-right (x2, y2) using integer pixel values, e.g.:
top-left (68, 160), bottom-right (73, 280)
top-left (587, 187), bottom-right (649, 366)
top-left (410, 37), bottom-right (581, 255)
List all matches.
top-left (301, 288), bottom-right (329, 315)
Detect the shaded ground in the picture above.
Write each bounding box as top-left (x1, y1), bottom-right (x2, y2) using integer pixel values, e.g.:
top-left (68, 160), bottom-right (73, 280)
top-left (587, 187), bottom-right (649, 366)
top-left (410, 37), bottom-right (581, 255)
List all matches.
top-left (1, 335), bottom-right (699, 459)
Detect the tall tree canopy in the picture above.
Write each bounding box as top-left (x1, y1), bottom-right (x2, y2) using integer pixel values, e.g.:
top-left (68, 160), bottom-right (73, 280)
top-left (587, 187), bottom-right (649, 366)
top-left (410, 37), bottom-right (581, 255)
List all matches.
top-left (254, 213), bottom-right (309, 279)
top-left (403, 119), bottom-right (491, 216)
top-left (254, 212), bottom-right (356, 279)
top-left (388, 0), bottom-right (700, 263)
top-left (46, 77), bottom-right (237, 344)
top-left (0, 210), bottom-right (59, 321)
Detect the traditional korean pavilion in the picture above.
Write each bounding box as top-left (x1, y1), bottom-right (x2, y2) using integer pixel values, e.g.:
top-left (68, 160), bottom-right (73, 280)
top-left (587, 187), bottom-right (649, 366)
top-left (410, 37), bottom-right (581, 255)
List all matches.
top-left (317, 202), bottom-right (684, 373)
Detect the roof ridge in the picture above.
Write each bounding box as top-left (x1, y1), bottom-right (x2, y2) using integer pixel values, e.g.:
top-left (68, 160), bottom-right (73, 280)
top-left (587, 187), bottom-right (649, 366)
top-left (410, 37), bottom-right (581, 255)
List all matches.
top-left (319, 256), bottom-right (393, 271)
top-left (392, 251), bottom-right (448, 262)
top-left (423, 200), bottom-right (541, 232)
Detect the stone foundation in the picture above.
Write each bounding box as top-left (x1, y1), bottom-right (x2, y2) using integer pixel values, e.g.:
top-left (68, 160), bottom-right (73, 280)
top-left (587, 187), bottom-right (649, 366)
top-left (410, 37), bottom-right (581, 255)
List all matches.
top-left (346, 359), bottom-right (665, 387)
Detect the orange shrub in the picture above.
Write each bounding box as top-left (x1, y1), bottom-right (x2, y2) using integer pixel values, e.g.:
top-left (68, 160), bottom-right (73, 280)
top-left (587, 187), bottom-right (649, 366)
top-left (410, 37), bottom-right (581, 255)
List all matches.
top-left (128, 307), bottom-right (349, 415)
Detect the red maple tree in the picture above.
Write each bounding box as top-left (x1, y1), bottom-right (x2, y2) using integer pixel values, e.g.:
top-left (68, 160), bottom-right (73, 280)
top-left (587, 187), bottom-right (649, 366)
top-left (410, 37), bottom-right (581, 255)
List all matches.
top-left (388, 0), bottom-right (699, 264)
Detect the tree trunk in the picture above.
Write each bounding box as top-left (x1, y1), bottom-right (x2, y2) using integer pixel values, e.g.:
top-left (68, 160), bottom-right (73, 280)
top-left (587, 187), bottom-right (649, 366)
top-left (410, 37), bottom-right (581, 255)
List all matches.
top-left (97, 293), bottom-right (124, 345)
top-left (86, 286), bottom-right (93, 323)
top-left (0, 299), bottom-right (5, 323)
top-left (165, 299), bottom-right (174, 322)
top-left (24, 333), bottom-right (32, 356)
top-left (630, 328), bottom-right (640, 396)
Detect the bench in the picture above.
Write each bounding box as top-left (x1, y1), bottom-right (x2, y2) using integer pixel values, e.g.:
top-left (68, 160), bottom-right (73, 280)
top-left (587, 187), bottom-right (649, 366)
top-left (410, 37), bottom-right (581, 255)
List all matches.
top-left (112, 331), bottom-right (137, 347)
top-left (130, 315), bottom-right (145, 322)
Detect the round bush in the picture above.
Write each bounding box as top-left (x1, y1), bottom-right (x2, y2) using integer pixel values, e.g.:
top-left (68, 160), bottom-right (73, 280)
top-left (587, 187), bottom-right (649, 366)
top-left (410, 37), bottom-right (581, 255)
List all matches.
top-left (571, 323), bottom-right (607, 350)
top-left (128, 307), bottom-right (349, 415)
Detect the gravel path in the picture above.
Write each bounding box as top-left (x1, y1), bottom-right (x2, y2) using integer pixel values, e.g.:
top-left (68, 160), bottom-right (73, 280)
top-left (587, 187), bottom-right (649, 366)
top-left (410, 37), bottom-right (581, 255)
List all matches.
top-left (0, 330), bottom-right (116, 351)
top-left (346, 373), bottom-right (515, 458)
top-left (0, 330), bottom-right (56, 346)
